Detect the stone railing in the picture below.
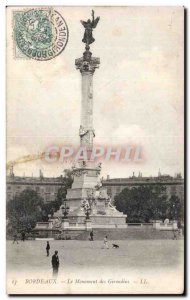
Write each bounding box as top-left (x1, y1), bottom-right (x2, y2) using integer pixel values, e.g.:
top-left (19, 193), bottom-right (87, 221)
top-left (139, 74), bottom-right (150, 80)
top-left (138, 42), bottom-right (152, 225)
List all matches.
top-left (152, 220), bottom-right (178, 230)
top-left (35, 220), bottom-right (179, 232)
top-left (127, 221), bottom-right (178, 231)
top-left (34, 222), bottom-right (50, 229)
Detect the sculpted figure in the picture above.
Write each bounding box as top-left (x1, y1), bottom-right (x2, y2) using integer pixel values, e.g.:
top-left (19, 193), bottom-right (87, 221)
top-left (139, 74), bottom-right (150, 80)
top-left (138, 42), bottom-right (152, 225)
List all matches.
top-left (81, 10), bottom-right (100, 45)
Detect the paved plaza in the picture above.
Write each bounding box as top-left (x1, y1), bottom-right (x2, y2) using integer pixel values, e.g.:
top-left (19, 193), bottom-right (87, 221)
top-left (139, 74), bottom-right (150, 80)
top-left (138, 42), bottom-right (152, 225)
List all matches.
top-left (6, 239), bottom-right (184, 294)
top-left (7, 239), bottom-right (183, 273)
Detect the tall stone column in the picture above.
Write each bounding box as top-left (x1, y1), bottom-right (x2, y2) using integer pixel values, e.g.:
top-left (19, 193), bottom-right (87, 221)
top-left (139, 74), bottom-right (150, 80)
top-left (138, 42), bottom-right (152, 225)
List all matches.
top-left (76, 46), bottom-right (100, 156)
top-left (63, 47), bottom-right (100, 211)
top-left (81, 71), bottom-right (93, 150)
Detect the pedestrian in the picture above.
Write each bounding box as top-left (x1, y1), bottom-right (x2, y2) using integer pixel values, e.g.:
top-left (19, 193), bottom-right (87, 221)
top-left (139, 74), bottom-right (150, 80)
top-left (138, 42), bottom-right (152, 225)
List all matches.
top-left (104, 235), bottom-right (109, 249)
top-left (21, 231), bottom-right (25, 242)
top-left (46, 241), bottom-right (50, 256)
top-left (13, 233), bottom-right (19, 244)
top-left (52, 250), bottom-right (59, 277)
top-left (173, 230), bottom-right (177, 240)
top-left (90, 230), bottom-right (94, 241)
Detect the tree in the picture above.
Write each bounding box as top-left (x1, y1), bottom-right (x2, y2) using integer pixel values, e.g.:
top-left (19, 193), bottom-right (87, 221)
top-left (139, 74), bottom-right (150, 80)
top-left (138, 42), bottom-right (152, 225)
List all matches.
top-left (6, 170), bottom-right (74, 233)
top-left (114, 185), bottom-right (168, 223)
top-left (41, 169), bottom-right (73, 220)
top-left (167, 195), bottom-right (183, 221)
top-left (7, 189), bottom-right (44, 235)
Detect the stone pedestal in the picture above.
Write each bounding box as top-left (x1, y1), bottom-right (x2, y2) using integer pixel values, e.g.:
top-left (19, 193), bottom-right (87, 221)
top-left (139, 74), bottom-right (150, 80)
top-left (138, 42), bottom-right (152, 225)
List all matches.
top-left (62, 219), bottom-right (69, 229)
top-left (85, 219), bottom-right (92, 230)
top-left (66, 164), bottom-right (100, 211)
top-left (172, 220), bottom-right (178, 230)
top-left (48, 220), bottom-right (53, 229)
top-left (153, 220), bottom-right (161, 230)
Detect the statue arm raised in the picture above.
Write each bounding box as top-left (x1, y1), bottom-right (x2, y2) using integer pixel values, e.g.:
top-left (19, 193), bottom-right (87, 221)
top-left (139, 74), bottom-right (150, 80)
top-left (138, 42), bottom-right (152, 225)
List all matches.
top-left (92, 16), bottom-right (100, 28)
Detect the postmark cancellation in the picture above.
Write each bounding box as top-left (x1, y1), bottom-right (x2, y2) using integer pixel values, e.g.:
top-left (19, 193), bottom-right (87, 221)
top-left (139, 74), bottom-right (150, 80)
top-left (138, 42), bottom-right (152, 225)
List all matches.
top-left (13, 8), bottom-right (69, 61)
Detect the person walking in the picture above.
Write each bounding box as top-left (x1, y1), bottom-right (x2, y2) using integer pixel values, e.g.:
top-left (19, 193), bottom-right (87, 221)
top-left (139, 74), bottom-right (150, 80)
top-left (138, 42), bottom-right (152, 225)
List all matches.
top-left (90, 230), bottom-right (94, 241)
top-left (21, 231), bottom-right (26, 242)
top-left (173, 230), bottom-right (177, 240)
top-left (46, 241), bottom-right (50, 256)
top-left (13, 233), bottom-right (19, 244)
top-left (104, 235), bottom-right (109, 249)
top-left (52, 250), bottom-right (59, 277)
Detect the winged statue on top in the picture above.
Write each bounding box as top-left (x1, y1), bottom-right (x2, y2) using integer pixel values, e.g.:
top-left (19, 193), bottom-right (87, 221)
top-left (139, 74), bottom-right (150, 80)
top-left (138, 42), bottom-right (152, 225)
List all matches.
top-left (80, 10), bottom-right (100, 45)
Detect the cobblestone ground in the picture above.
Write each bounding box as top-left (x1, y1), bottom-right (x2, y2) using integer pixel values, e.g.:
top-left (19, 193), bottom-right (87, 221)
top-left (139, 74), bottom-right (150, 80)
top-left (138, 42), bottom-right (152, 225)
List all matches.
top-left (7, 239), bottom-right (183, 274)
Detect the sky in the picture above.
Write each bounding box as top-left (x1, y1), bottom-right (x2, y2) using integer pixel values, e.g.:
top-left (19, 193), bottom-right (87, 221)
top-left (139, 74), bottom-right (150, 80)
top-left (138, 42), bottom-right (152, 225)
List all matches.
top-left (6, 6), bottom-right (184, 179)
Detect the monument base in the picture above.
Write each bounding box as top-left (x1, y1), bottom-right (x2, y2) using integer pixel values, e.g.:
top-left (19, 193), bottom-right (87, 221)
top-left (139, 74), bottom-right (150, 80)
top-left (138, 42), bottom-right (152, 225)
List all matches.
top-left (52, 162), bottom-right (127, 229)
top-left (52, 199), bottom-right (127, 229)
top-left (34, 162), bottom-right (127, 237)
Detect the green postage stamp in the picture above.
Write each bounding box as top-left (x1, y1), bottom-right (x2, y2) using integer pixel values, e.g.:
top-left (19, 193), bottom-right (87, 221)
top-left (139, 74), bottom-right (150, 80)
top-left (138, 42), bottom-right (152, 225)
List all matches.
top-left (13, 8), bottom-right (69, 60)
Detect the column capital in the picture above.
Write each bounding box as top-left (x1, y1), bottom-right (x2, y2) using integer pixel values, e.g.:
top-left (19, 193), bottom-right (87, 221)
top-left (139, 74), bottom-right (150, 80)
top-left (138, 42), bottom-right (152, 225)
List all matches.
top-left (75, 56), bottom-right (100, 74)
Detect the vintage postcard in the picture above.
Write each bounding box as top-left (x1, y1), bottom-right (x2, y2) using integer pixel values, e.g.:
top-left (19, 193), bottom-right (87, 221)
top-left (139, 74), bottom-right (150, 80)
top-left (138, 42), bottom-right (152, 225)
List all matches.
top-left (6, 6), bottom-right (184, 294)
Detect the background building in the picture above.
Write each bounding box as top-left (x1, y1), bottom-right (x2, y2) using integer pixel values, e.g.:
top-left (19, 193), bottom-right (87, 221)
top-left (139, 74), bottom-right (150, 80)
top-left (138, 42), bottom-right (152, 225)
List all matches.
top-left (7, 167), bottom-right (184, 205)
top-left (6, 167), bottom-right (63, 203)
top-left (102, 171), bottom-right (184, 203)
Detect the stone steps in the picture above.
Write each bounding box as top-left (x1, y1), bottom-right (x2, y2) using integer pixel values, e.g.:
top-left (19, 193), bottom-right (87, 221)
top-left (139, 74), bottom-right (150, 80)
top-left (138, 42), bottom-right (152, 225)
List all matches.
top-left (32, 227), bottom-right (182, 240)
top-left (75, 228), bottom-right (181, 240)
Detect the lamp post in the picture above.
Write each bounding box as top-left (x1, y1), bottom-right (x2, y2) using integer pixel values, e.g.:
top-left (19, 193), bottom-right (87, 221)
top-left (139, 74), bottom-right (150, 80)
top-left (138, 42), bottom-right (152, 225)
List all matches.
top-left (85, 206), bottom-right (91, 220)
top-left (61, 200), bottom-right (70, 219)
top-left (81, 198), bottom-right (91, 220)
top-left (86, 189), bottom-right (95, 207)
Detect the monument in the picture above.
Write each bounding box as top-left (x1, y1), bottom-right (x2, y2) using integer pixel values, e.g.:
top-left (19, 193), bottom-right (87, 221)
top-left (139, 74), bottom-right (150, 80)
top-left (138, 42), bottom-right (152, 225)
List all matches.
top-left (35, 11), bottom-right (127, 236)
